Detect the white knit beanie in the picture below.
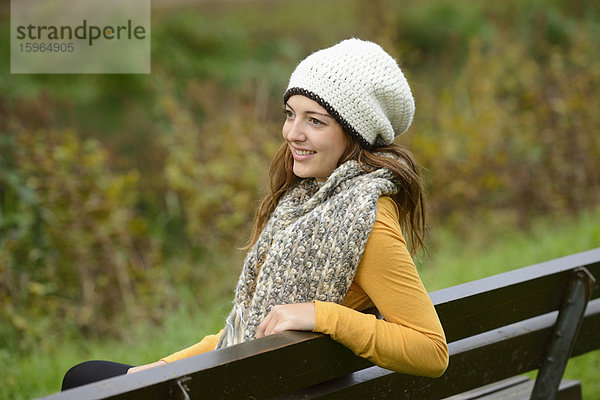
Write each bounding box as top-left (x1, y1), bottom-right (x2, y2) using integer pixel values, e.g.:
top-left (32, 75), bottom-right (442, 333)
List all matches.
top-left (283, 38), bottom-right (415, 149)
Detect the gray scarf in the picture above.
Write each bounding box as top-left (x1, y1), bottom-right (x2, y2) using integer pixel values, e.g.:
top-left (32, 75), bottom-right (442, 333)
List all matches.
top-left (216, 159), bottom-right (397, 349)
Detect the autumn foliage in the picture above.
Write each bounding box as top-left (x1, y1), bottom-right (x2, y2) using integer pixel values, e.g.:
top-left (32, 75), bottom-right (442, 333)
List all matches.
top-left (1, 0), bottom-right (599, 351)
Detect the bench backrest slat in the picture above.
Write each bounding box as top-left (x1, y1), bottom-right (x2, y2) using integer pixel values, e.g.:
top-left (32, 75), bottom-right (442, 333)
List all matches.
top-left (278, 297), bottom-right (600, 400)
top-left (39, 332), bottom-right (371, 400)
top-left (431, 248), bottom-right (600, 342)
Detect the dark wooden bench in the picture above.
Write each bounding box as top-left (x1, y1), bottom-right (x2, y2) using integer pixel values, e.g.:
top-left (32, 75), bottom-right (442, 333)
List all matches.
top-left (38, 248), bottom-right (600, 400)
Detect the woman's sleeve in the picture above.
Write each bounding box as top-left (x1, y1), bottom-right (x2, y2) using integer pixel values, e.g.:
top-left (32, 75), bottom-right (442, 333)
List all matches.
top-left (312, 197), bottom-right (449, 377)
top-left (160, 329), bottom-right (223, 363)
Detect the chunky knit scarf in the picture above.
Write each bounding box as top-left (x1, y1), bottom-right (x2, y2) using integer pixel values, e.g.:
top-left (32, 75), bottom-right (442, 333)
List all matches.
top-left (216, 159), bottom-right (398, 349)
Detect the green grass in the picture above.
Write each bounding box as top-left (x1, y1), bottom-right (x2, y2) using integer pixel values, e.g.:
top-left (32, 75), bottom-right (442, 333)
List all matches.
top-left (420, 207), bottom-right (600, 290)
top-left (5, 206), bottom-right (600, 400)
top-left (2, 293), bottom-right (232, 400)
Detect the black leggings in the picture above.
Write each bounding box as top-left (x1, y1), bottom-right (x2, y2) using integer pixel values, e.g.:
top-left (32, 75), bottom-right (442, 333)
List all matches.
top-left (62, 360), bottom-right (134, 391)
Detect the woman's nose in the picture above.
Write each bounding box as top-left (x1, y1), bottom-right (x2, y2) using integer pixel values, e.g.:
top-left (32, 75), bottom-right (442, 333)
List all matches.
top-left (285, 120), bottom-right (306, 142)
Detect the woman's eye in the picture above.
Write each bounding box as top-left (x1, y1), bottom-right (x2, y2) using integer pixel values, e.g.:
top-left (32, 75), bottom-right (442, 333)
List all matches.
top-left (283, 109), bottom-right (294, 119)
top-left (308, 117), bottom-right (323, 127)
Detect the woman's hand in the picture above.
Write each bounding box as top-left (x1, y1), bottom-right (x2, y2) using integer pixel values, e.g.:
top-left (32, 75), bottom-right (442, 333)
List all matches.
top-left (127, 360), bottom-right (167, 374)
top-left (256, 302), bottom-right (316, 338)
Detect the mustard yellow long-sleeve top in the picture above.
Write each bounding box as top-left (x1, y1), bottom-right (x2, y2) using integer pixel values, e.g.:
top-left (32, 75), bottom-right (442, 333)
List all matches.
top-left (161, 196), bottom-right (449, 377)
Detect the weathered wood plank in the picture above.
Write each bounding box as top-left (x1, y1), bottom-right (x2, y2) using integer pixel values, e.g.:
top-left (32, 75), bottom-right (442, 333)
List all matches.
top-left (441, 376), bottom-right (530, 399)
top-left (38, 331), bottom-right (371, 400)
top-left (431, 248), bottom-right (600, 342)
top-left (276, 297), bottom-right (600, 399)
top-left (441, 377), bottom-right (581, 400)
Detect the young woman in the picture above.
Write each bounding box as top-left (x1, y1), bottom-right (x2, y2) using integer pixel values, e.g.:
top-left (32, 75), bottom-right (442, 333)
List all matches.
top-left (62, 38), bottom-right (448, 390)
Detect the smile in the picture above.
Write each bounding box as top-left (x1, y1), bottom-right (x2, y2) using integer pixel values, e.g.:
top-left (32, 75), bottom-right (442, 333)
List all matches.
top-left (291, 146), bottom-right (317, 162)
top-left (295, 149), bottom-right (316, 155)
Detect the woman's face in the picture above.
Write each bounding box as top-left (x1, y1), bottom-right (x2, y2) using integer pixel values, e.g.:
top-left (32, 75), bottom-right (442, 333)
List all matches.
top-left (282, 95), bottom-right (348, 182)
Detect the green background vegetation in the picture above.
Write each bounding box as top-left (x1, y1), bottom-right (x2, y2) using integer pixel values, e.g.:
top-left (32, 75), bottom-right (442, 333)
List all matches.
top-left (1, 0), bottom-right (599, 398)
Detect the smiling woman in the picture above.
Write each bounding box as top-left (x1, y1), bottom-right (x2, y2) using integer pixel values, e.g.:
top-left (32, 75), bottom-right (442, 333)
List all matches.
top-left (61, 38), bottom-right (449, 390)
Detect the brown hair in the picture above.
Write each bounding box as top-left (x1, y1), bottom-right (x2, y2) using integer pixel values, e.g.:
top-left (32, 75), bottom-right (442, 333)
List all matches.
top-left (246, 136), bottom-right (427, 255)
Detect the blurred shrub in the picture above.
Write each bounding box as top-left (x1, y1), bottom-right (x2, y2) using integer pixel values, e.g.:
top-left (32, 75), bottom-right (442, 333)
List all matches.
top-left (395, 0), bottom-right (494, 61)
top-left (0, 130), bottom-right (164, 352)
top-left (152, 75), bottom-right (282, 283)
top-left (399, 4), bottom-right (600, 228)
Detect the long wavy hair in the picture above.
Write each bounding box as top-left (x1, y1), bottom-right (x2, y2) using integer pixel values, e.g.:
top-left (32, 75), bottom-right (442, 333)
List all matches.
top-left (246, 134), bottom-right (427, 255)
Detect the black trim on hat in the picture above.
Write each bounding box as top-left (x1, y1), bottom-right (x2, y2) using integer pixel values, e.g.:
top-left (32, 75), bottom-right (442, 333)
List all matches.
top-left (283, 87), bottom-right (375, 150)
